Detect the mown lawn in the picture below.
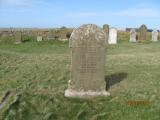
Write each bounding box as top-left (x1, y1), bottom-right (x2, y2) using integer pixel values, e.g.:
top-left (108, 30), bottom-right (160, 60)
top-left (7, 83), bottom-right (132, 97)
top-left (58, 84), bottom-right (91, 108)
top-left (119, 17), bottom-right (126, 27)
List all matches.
top-left (0, 40), bottom-right (160, 120)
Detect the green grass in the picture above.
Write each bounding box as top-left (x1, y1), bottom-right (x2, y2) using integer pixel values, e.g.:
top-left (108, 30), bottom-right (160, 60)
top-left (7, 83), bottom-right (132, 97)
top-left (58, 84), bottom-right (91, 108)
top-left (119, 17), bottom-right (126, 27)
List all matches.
top-left (0, 40), bottom-right (160, 120)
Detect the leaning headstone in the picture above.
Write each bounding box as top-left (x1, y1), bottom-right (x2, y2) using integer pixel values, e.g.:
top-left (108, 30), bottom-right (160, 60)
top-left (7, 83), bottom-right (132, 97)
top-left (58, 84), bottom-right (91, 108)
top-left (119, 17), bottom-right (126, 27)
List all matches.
top-left (139, 24), bottom-right (147, 42)
top-left (152, 29), bottom-right (158, 42)
top-left (14, 31), bottom-right (22, 44)
top-left (108, 27), bottom-right (117, 44)
top-left (130, 29), bottom-right (137, 42)
top-left (65, 24), bottom-right (110, 98)
top-left (103, 24), bottom-right (109, 43)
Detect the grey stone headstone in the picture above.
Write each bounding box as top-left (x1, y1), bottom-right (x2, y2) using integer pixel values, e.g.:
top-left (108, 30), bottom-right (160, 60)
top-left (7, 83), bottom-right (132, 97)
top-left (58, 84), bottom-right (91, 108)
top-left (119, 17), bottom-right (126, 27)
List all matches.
top-left (65, 24), bottom-right (110, 98)
top-left (130, 29), bottom-right (136, 42)
top-left (14, 31), bottom-right (22, 44)
top-left (139, 25), bottom-right (147, 42)
top-left (152, 29), bottom-right (158, 42)
top-left (103, 24), bottom-right (109, 43)
top-left (108, 27), bottom-right (117, 44)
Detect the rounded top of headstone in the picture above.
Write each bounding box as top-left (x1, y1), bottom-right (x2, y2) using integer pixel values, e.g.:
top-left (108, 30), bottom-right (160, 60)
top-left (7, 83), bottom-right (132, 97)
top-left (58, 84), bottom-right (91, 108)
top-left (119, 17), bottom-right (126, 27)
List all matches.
top-left (130, 28), bottom-right (136, 33)
top-left (152, 29), bottom-right (158, 35)
top-left (152, 29), bottom-right (158, 32)
top-left (139, 24), bottom-right (147, 29)
top-left (103, 24), bottom-right (109, 29)
top-left (109, 27), bottom-right (117, 33)
top-left (69, 24), bottom-right (107, 47)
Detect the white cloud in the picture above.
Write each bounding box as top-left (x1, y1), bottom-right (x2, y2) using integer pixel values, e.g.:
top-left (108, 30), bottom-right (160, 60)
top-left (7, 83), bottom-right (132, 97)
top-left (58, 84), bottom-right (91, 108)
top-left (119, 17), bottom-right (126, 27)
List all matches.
top-left (68, 7), bottom-right (160, 18)
top-left (115, 8), bottom-right (160, 18)
top-left (68, 12), bottom-right (98, 17)
top-left (0, 0), bottom-right (32, 7)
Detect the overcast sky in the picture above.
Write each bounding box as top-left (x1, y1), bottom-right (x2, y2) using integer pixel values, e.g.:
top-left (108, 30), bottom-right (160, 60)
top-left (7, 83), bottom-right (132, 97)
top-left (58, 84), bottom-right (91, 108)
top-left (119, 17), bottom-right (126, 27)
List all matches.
top-left (0, 0), bottom-right (160, 28)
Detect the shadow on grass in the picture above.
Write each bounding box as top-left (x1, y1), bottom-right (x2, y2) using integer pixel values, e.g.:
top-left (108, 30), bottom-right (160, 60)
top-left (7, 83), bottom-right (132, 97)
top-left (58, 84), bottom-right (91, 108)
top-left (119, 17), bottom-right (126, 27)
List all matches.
top-left (105, 72), bottom-right (128, 90)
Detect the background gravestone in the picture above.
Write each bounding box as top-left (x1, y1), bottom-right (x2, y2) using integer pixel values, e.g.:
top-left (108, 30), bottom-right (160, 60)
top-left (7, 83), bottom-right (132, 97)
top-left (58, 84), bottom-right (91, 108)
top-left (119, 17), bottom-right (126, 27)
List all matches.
top-left (65, 24), bottom-right (110, 98)
top-left (139, 24), bottom-right (147, 42)
top-left (108, 27), bottom-right (117, 44)
top-left (37, 36), bottom-right (43, 42)
top-left (48, 30), bottom-right (54, 40)
top-left (152, 29), bottom-right (158, 42)
top-left (103, 24), bottom-right (109, 43)
top-left (14, 31), bottom-right (22, 44)
top-left (37, 32), bottom-right (43, 42)
top-left (130, 29), bottom-right (136, 42)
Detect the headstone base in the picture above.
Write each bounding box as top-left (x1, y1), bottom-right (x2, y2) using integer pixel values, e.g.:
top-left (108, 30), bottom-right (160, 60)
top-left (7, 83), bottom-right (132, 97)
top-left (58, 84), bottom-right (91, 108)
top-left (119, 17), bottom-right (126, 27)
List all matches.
top-left (152, 40), bottom-right (158, 42)
top-left (65, 89), bottom-right (110, 98)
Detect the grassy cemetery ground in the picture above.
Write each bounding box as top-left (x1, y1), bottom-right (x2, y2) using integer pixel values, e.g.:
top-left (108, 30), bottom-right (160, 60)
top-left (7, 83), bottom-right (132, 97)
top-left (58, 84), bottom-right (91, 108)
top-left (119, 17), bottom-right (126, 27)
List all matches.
top-left (0, 40), bottom-right (160, 120)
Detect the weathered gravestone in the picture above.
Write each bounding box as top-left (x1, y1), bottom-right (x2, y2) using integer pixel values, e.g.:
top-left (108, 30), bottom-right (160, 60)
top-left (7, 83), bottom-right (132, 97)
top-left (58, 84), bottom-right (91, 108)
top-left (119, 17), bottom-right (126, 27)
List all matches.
top-left (130, 29), bottom-right (137, 42)
top-left (139, 24), bottom-right (147, 42)
top-left (108, 27), bottom-right (117, 44)
top-left (37, 32), bottom-right (43, 42)
top-left (103, 24), bottom-right (109, 43)
top-left (152, 29), bottom-right (158, 42)
top-left (65, 24), bottom-right (110, 98)
top-left (14, 31), bottom-right (22, 44)
top-left (37, 36), bottom-right (43, 42)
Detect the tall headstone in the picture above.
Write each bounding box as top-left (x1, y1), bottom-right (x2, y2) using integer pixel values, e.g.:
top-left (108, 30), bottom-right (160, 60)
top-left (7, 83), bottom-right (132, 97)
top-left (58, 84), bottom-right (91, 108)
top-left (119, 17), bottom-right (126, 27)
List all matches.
top-left (65, 24), bottom-right (110, 98)
top-left (14, 31), bottom-right (22, 44)
top-left (108, 27), bottom-right (117, 44)
top-left (103, 24), bottom-right (109, 43)
top-left (152, 29), bottom-right (158, 42)
top-left (130, 29), bottom-right (137, 42)
top-left (139, 24), bottom-right (147, 42)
